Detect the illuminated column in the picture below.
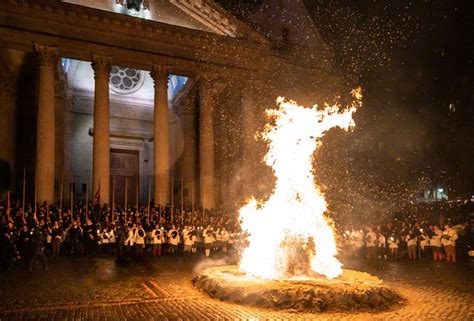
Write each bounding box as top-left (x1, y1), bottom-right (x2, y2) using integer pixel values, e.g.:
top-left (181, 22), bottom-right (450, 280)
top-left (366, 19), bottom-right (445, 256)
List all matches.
top-left (181, 101), bottom-right (196, 205)
top-left (35, 45), bottom-right (58, 204)
top-left (150, 65), bottom-right (170, 206)
top-left (91, 55), bottom-right (112, 205)
top-left (199, 75), bottom-right (222, 210)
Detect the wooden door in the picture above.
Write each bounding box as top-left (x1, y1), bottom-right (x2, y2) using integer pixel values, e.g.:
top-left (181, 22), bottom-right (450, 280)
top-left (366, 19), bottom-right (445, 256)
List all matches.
top-left (110, 149), bottom-right (139, 208)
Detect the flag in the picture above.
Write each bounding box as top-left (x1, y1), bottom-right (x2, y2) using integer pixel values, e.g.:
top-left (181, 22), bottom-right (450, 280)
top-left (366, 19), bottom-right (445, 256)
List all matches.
top-left (94, 185), bottom-right (100, 205)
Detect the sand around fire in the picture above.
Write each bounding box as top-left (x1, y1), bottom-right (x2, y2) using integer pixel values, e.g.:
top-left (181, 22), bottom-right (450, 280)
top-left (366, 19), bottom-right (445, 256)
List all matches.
top-left (193, 265), bottom-right (405, 312)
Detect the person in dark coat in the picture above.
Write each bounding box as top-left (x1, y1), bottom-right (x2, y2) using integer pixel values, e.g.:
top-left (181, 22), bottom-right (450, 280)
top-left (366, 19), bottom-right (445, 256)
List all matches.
top-left (115, 222), bottom-right (127, 262)
top-left (0, 223), bottom-right (15, 270)
top-left (29, 227), bottom-right (47, 271)
top-left (68, 221), bottom-right (81, 256)
top-left (82, 219), bottom-right (96, 256)
top-left (19, 224), bottom-right (32, 268)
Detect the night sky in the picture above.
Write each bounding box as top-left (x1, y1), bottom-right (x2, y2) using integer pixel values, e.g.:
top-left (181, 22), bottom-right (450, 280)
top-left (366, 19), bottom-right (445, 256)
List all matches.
top-left (221, 0), bottom-right (474, 200)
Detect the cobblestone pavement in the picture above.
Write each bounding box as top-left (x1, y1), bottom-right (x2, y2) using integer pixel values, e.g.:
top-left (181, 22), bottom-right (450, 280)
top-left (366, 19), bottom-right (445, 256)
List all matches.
top-left (0, 254), bottom-right (472, 320)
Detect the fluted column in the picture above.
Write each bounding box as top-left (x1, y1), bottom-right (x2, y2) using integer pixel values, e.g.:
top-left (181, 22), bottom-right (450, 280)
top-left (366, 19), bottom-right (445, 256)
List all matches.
top-left (199, 75), bottom-right (222, 210)
top-left (150, 65), bottom-right (170, 206)
top-left (91, 55), bottom-right (112, 205)
top-left (54, 77), bottom-right (67, 200)
top-left (35, 45), bottom-right (58, 204)
top-left (0, 73), bottom-right (16, 178)
top-left (181, 103), bottom-right (196, 205)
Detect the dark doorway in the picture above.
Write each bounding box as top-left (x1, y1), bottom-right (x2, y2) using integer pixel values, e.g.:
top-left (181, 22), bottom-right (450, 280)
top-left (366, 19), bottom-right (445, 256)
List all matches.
top-left (110, 149), bottom-right (139, 208)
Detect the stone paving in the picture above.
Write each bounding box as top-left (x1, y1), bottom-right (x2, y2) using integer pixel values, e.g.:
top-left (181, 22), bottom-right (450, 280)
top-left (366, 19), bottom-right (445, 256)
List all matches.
top-left (0, 254), bottom-right (472, 320)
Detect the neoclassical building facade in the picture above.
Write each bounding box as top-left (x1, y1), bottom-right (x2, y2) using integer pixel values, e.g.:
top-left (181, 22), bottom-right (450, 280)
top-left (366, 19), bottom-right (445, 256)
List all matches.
top-left (0, 0), bottom-right (340, 210)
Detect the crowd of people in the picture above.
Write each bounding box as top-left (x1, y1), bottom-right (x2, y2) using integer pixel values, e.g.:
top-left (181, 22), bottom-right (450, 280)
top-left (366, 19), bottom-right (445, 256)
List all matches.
top-left (339, 202), bottom-right (474, 263)
top-left (0, 198), bottom-right (472, 271)
top-left (0, 199), bottom-right (243, 270)
top-left (340, 221), bottom-right (470, 263)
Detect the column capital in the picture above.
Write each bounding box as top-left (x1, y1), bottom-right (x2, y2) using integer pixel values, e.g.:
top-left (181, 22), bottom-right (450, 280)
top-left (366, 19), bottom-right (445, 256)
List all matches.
top-left (91, 54), bottom-right (112, 75)
top-left (150, 64), bottom-right (169, 87)
top-left (34, 44), bottom-right (59, 67)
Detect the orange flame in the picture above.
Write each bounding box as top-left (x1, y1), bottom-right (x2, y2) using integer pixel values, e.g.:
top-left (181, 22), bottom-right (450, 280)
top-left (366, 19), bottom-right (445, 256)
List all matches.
top-left (239, 88), bottom-right (362, 279)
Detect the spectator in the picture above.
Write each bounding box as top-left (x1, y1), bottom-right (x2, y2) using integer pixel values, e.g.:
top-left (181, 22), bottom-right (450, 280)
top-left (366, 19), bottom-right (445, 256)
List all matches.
top-left (430, 225), bottom-right (443, 261)
top-left (29, 227), bottom-right (47, 271)
top-left (442, 224), bottom-right (458, 263)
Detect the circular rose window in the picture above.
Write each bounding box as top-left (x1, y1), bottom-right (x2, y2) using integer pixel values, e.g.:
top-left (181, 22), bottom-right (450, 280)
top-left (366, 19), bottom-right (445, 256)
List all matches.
top-left (109, 66), bottom-right (144, 94)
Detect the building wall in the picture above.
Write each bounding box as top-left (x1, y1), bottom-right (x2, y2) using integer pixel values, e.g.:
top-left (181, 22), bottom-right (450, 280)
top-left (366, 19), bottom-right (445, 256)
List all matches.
top-left (70, 106), bottom-right (93, 201)
top-left (69, 93), bottom-right (157, 203)
top-left (64, 58), bottom-right (194, 206)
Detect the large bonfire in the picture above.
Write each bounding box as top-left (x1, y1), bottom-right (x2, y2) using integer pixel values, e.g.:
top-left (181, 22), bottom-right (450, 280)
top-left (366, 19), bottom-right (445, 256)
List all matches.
top-left (239, 88), bottom-right (363, 280)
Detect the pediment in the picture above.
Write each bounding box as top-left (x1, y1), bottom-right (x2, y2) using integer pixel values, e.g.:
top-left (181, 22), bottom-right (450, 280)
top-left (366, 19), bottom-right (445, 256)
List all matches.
top-left (62, 0), bottom-right (265, 41)
top-left (168, 0), bottom-right (238, 37)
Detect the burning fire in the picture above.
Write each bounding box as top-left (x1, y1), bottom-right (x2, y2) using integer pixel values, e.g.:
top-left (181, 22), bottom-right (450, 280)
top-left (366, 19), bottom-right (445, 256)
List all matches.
top-left (239, 88), bottom-right (362, 280)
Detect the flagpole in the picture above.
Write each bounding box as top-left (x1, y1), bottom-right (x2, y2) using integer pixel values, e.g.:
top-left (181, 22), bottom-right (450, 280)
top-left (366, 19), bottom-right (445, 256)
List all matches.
top-left (112, 178), bottom-right (115, 223)
top-left (147, 179), bottom-right (151, 225)
top-left (46, 167), bottom-right (50, 222)
top-left (191, 180), bottom-right (195, 215)
top-left (202, 197), bottom-right (205, 225)
top-left (123, 177), bottom-right (128, 222)
top-left (34, 171), bottom-right (37, 222)
top-left (6, 190), bottom-right (10, 222)
top-left (136, 178), bottom-right (139, 210)
top-left (85, 183), bottom-right (89, 220)
top-left (158, 204), bottom-right (161, 224)
top-left (22, 168), bottom-right (26, 213)
top-left (180, 176), bottom-right (184, 225)
top-left (125, 176), bottom-right (128, 212)
top-left (171, 179), bottom-right (174, 223)
top-left (59, 170), bottom-right (64, 223)
top-left (70, 179), bottom-right (74, 219)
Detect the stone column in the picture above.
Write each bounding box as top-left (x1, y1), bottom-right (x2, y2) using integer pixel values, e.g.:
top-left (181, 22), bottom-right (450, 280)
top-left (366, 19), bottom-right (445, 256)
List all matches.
top-left (91, 55), bottom-right (112, 205)
top-left (181, 100), bottom-right (196, 205)
top-left (54, 76), bottom-right (67, 200)
top-left (172, 87), bottom-right (198, 206)
top-left (0, 73), bottom-right (16, 187)
top-left (35, 45), bottom-right (58, 204)
top-left (150, 65), bottom-right (170, 206)
top-left (62, 98), bottom-right (74, 205)
top-left (199, 75), bottom-right (222, 210)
